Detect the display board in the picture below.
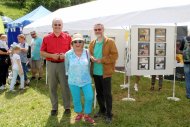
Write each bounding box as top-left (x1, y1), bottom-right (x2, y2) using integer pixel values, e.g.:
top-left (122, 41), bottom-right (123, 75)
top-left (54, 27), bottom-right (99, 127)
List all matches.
top-left (129, 25), bottom-right (175, 75)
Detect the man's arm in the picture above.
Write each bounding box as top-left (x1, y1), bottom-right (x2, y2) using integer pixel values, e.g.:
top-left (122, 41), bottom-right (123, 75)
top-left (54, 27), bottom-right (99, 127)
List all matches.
top-left (0, 50), bottom-right (9, 55)
top-left (101, 40), bottom-right (118, 64)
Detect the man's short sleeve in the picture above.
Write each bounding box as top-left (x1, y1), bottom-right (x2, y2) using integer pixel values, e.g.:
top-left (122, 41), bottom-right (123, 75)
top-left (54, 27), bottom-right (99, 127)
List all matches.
top-left (68, 35), bottom-right (72, 50)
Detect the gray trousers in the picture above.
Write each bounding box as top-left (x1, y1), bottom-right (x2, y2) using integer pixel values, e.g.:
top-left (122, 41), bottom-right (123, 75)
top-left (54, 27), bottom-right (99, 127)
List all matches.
top-left (47, 61), bottom-right (70, 110)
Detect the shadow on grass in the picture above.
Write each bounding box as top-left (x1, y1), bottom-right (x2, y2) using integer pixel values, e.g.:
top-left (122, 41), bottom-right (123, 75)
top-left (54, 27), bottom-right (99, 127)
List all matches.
top-left (45, 114), bottom-right (72, 127)
top-left (4, 89), bottom-right (28, 99)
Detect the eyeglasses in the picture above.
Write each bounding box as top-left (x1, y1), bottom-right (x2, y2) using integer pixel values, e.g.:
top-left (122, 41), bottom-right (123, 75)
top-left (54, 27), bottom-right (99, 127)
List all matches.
top-left (31, 33), bottom-right (36, 36)
top-left (73, 40), bottom-right (83, 44)
top-left (54, 24), bottom-right (62, 26)
top-left (94, 28), bottom-right (102, 32)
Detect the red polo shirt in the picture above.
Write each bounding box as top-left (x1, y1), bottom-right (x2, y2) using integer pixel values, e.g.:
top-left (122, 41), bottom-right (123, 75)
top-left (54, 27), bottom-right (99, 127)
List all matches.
top-left (41, 32), bottom-right (71, 62)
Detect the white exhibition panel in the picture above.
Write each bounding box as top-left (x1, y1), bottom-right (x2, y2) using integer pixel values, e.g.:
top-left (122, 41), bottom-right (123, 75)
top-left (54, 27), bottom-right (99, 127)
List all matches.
top-left (130, 25), bottom-right (175, 75)
top-left (69, 29), bottom-right (126, 67)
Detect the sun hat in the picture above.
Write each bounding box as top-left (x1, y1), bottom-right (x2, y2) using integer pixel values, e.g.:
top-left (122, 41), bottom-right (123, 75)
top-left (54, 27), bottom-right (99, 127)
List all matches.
top-left (72, 33), bottom-right (84, 42)
top-left (11, 42), bottom-right (20, 49)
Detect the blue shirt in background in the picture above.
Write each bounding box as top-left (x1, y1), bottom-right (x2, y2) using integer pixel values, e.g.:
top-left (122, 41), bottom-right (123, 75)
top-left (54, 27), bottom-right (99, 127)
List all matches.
top-left (31, 37), bottom-right (42, 60)
top-left (19, 42), bottom-right (28, 63)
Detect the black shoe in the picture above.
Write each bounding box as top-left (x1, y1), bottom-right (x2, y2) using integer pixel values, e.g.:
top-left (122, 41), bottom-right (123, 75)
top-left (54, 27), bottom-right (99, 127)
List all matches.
top-left (94, 111), bottom-right (106, 118)
top-left (38, 77), bottom-right (42, 80)
top-left (64, 109), bottom-right (71, 115)
top-left (30, 77), bottom-right (36, 80)
top-left (105, 117), bottom-right (112, 124)
top-left (51, 110), bottom-right (58, 116)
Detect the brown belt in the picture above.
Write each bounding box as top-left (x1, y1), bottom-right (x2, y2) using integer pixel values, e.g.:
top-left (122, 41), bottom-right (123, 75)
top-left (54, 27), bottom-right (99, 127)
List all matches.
top-left (49, 61), bottom-right (63, 63)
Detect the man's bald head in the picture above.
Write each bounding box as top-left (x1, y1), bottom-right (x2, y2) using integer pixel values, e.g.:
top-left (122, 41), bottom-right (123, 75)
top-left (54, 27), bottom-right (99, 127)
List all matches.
top-left (52, 18), bottom-right (63, 36)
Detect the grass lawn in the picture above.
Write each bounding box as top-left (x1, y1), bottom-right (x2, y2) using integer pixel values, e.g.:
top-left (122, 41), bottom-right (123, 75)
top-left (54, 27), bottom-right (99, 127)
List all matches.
top-left (0, 2), bottom-right (26, 20)
top-left (0, 72), bottom-right (190, 127)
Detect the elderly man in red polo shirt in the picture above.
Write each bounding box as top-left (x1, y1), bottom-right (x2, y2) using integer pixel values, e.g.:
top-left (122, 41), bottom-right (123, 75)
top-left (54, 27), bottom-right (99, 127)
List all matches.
top-left (40, 18), bottom-right (71, 116)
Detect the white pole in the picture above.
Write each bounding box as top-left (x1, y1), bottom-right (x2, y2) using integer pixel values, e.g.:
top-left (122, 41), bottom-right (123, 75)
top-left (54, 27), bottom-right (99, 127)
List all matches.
top-left (167, 23), bottom-right (180, 101)
top-left (46, 60), bottom-right (48, 85)
top-left (120, 48), bottom-right (128, 89)
top-left (122, 26), bottom-right (135, 101)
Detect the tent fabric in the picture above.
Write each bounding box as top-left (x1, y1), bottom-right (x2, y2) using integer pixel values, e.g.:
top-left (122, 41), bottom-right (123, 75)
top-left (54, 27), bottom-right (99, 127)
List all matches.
top-left (8, 5), bottom-right (51, 28)
top-left (0, 17), bottom-right (5, 34)
top-left (7, 6), bottom-right (51, 46)
top-left (23, 0), bottom-right (190, 34)
top-left (7, 27), bottom-right (21, 47)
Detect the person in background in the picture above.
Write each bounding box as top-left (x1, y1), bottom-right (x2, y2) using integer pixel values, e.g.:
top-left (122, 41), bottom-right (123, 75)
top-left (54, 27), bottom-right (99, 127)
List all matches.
top-left (40, 18), bottom-right (71, 116)
top-left (17, 34), bottom-right (30, 85)
top-left (150, 75), bottom-right (163, 91)
top-left (89, 23), bottom-right (118, 123)
top-left (30, 31), bottom-right (43, 80)
top-left (0, 34), bottom-right (11, 90)
top-left (121, 76), bottom-right (140, 91)
top-left (65, 33), bottom-right (94, 124)
top-left (179, 36), bottom-right (190, 99)
top-left (9, 43), bottom-right (24, 91)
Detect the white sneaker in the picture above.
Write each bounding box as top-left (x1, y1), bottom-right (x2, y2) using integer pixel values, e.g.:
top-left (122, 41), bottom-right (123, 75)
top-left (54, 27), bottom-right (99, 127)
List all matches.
top-left (120, 83), bottom-right (129, 89)
top-left (134, 83), bottom-right (138, 92)
top-left (0, 85), bottom-right (5, 90)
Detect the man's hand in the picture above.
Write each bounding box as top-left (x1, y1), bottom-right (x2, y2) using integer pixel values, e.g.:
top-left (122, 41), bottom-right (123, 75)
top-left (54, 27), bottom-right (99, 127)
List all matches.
top-left (59, 53), bottom-right (65, 60)
top-left (90, 56), bottom-right (97, 62)
top-left (96, 59), bottom-right (102, 63)
top-left (51, 53), bottom-right (60, 60)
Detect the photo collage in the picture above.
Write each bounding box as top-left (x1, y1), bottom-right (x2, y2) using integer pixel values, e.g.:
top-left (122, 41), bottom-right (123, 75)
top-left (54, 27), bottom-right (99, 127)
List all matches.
top-left (154, 28), bottom-right (166, 70)
top-left (138, 28), bottom-right (150, 70)
top-left (137, 28), bottom-right (166, 70)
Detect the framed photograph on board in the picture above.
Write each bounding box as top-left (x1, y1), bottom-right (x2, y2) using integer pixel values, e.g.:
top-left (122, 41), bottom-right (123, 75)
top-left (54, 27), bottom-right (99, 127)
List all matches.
top-left (155, 28), bottom-right (166, 42)
top-left (154, 57), bottom-right (166, 70)
top-left (155, 43), bottom-right (166, 56)
top-left (138, 43), bottom-right (150, 56)
top-left (138, 28), bottom-right (150, 42)
top-left (138, 57), bottom-right (149, 70)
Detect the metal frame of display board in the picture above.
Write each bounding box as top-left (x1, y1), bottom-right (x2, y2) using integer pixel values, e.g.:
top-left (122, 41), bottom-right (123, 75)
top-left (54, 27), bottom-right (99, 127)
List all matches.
top-left (122, 26), bottom-right (136, 101)
top-left (167, 23), bottom-right (180, 101)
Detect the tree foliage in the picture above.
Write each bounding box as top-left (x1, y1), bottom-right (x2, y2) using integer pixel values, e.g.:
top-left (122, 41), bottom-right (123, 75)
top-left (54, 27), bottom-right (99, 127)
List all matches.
top-left (26, 0), bottom-right (92, 12)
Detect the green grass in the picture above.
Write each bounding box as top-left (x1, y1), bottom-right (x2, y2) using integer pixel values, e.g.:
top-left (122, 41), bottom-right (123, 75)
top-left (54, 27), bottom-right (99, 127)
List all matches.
top-left (0, 2), bottom-right (26, 20)
top-left (0, 72), bottom-right (190, 127)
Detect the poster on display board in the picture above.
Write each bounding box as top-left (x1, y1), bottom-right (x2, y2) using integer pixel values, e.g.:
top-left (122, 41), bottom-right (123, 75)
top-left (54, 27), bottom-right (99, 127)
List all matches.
top-left (129, 25), bottom-right (175, 75)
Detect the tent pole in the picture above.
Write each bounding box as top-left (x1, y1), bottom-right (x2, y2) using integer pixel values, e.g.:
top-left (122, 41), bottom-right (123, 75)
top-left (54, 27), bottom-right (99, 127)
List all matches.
top-left (167, 23), bottom-right (180, 101)
top-left (120, 48), bottom-right (128, 89)
top-left (122, 25), bottom-right (135, 101)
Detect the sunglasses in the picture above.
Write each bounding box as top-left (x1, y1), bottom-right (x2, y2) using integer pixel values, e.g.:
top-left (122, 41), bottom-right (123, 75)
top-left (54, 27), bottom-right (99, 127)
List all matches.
top-left (73, 40), bottom-right (83, 44)
top-left (31, 33), bottom-right (36, 36)
top-left (54, 24), bottom-right (62, 26)
top-left (94, 28), bottom-right (102, 32)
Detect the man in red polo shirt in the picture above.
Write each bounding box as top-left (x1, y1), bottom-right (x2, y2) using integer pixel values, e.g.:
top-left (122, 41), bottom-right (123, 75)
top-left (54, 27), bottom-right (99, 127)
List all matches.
top-left (40, 18), bottom-right (71, 116)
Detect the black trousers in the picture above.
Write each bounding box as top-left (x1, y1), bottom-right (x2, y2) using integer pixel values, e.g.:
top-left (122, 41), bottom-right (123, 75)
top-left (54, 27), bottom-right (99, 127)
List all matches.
top-left (0, 64), bottom-right (8, 86)
top-left (93, 75), bottom-right (112, 117)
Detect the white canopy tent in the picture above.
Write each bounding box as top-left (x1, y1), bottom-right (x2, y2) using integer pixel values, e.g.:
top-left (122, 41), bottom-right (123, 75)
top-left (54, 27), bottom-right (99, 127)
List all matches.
top-left (23, 0), bottom-right (190, 33)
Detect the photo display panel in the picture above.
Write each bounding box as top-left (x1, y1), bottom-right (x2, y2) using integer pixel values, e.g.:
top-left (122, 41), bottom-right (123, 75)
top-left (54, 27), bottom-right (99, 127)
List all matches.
top-left (130, 25), bottom-right (175, 75)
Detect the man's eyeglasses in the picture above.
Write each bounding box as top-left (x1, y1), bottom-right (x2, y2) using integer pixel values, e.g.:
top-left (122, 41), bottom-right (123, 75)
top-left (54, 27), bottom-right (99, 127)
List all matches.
top-left (54, 24), bottom-right (62, 26)
top-left (73, 40), bottom-right (83, 44)
top-left (31, 33), bottom-right (36, 36)
top-left (94, 28), bottom-right (102, 32)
